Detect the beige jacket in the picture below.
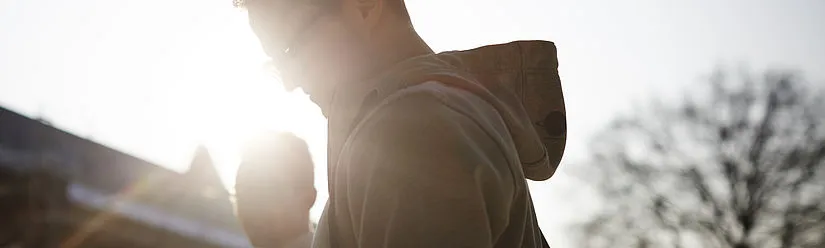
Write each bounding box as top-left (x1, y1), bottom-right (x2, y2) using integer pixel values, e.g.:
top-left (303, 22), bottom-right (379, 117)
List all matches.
top-left (314, 40), bottom-right (566, 248)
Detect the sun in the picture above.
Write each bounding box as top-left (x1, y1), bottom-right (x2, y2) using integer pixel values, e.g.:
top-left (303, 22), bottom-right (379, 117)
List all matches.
top-left (170, 7), bottom-right (330, 221)
top-left (195, 56), bottom-right (330, 221)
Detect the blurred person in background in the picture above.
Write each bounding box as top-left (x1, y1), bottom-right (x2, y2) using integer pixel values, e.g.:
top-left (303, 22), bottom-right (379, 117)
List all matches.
top-left (235, 0), bottom-right (565, 247)
top-left (235, 131), bottom-right (316, 248)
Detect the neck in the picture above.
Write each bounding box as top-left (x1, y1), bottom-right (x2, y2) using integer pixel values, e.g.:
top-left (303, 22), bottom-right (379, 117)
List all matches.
top-left (366, 24), bottom-right (433, 78)
top-left (320, 24), bottom-right (433, 116)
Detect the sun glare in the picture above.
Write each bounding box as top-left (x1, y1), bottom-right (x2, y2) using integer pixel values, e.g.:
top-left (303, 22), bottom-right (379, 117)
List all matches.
top-left (161, 5), bottom-right (329, 220)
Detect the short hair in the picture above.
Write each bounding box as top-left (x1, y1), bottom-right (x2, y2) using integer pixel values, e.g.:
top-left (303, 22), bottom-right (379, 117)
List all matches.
top-left (233, 0), bottom-right (410, 20)
top-left (235, 131), bottom-right (314, 195)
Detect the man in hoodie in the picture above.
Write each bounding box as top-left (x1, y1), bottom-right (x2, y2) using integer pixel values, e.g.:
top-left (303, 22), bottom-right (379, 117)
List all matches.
top-left (237, 0), bottom-right (566, 247)
top-left (235, 132), bottom-right (316, 248)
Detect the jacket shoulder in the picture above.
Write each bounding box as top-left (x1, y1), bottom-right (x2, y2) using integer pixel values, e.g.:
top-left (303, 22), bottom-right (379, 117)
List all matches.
top-left (374, 81), bottom-right (505, 129)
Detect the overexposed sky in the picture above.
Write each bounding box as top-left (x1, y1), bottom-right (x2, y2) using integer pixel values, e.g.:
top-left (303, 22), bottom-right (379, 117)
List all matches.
top-left (1, 0), bottom-right (823, 247)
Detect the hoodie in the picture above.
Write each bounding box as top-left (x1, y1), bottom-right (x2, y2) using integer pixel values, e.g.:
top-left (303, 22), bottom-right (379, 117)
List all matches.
top-left (314, 40), bottom-right (566, 248)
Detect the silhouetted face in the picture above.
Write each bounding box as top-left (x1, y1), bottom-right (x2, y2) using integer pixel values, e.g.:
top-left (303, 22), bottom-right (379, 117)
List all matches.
top-left (245, 0), bottom-right (377, 108)
top-left (235, 132), bottom-right (316, 246)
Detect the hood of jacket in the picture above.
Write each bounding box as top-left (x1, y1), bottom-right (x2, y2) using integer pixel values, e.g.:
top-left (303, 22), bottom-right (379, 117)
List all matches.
top-left (329, 40), bottom-right (566, 181)
top-left (433, 40), bottom-right (565, 181)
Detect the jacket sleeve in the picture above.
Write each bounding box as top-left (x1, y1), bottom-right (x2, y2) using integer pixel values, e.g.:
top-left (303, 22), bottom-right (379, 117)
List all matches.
top-left (342, 90), bottom-right (516, 248)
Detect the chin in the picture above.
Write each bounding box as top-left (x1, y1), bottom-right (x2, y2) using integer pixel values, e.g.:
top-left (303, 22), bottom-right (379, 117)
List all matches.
top-left (302, 83), bottom-right (332, 104)
top-left (279, 75), bottom-right (301, 92)
top-left (306, 90), bottom-right (322, 103)
top-left (281, 82), bottom-right (299, 92)
top-left (283, 68), bottom-right (338, 112)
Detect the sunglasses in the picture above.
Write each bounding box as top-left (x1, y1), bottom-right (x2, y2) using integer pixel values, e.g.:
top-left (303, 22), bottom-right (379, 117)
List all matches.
top-left (264, 1), bottom-right (336, 76)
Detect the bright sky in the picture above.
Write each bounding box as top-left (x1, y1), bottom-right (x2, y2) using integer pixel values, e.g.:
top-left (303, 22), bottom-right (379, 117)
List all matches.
top-left (1, 0), bottom-right (823, 247)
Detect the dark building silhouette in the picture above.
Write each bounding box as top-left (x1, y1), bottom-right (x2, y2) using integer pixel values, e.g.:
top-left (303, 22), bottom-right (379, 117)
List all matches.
top-left (0, 106), bottom-right (250, 247)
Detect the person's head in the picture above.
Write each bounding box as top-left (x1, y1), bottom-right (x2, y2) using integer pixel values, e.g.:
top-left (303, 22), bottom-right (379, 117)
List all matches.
top-left (236, 0), bottom-right (431, 112)
top-left (234, 131), bottom-right (316, 246)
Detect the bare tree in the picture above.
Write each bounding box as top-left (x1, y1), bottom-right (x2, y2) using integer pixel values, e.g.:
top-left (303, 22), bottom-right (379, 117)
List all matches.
top-left (575, 70), bottom-right (825, 248)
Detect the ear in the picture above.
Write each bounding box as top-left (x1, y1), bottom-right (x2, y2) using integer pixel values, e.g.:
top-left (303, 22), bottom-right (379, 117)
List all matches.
top-left (354, 0), bottom-right (384, 30)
